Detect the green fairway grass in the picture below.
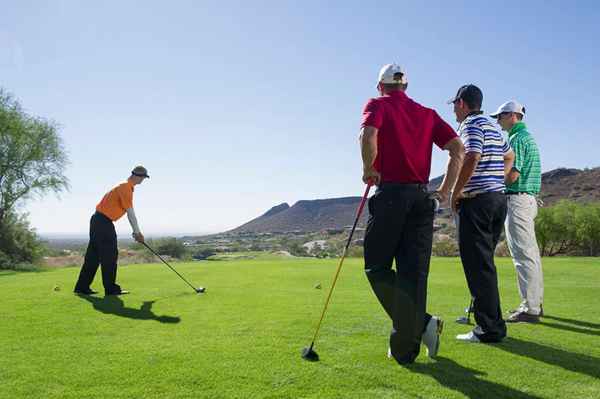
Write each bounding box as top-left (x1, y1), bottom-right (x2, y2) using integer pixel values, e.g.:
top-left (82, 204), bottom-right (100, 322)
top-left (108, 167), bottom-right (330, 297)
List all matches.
top-left (1, 256), bottom-right (599, 398)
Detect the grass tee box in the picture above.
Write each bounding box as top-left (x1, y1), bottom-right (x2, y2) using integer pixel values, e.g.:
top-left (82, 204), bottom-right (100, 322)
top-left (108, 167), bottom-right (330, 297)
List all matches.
top-left (1, 256), bottom-right (599, 398)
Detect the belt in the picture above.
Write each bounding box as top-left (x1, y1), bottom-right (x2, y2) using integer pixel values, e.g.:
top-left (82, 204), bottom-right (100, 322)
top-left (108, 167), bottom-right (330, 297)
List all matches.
top-left (462, 191), bottom-right (505, 199)
top-left (93, 211), bottom-right (113, 223)
top-left (378, 182), bottom-right (428, 190)
top-left (506, 192), bottom-right (534, 196)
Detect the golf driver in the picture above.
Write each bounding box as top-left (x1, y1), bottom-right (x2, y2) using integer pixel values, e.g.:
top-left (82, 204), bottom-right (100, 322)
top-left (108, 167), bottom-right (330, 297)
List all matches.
top-left (142, 242), bottom-right (206, 294)
top-left (301, 183), bottom-right (372, 362)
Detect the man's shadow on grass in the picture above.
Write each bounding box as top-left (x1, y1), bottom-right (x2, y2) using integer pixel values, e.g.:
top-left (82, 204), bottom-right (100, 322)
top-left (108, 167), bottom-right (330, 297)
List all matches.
top-left (538, 315), bottom-right (600, 337)
top-left (409, 357), bottom-right (541, 399)
top-left (495, 336), bottom-right (600, 380)
top-left (80, 295), bottom-right (181, 324)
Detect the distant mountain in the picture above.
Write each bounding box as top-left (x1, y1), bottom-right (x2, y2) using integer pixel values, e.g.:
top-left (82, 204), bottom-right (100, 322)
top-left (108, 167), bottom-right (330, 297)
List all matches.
top-left (229, 167), bottom-right (600, 234)
top-left (427, 167), bottom-right (600, 206)
top-left (540, 167), bottom-right (600, 205)
top-left (261, 203), bottom-right (290, 218)
top-left (229, 197), bottom-right (369, 234)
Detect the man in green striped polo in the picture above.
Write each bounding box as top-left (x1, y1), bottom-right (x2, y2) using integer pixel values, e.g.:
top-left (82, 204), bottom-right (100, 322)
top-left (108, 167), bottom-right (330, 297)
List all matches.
top-left (492, 100), bottom-right (544, 323)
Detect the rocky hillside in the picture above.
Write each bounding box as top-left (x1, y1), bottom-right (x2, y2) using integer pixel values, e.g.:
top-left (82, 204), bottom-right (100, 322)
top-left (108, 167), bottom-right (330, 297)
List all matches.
top-left (539, 167), bottom-right (600, 205)
top-left (230, 197), bottom-right (368, 233)
top-left (229, 167), bottom-right (600, 233)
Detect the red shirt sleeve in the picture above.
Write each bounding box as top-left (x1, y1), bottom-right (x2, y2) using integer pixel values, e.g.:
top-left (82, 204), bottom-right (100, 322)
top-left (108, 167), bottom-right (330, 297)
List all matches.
top-left (361, 98), bottom-right (383, 129)
top-left (431, 110), bottom-right (458, 149)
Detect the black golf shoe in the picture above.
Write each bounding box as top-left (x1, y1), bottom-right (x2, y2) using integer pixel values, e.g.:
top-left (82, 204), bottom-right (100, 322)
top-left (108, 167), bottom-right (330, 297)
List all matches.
top-left (74, 288), bottom-right (98, 295)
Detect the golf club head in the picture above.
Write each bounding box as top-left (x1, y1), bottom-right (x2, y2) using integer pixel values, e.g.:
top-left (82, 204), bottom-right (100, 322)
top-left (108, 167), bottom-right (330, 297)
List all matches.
top-left (456, 316), bottom-right (471, 325)
top-left (428, 192), bottom-right (441, 212)
top-left (196, 287), bottom-right (206, 294)
top-left (301, 347), bottom-right (319, 362)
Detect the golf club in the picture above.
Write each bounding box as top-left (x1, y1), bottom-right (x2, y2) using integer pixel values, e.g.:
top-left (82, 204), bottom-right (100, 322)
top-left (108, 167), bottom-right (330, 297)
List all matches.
top-left (142, 242), bottom-right (206, 294)
top-left (456, 297), bottom-right (474, 324)
top-left (301, 183), bottom-right (372, 362)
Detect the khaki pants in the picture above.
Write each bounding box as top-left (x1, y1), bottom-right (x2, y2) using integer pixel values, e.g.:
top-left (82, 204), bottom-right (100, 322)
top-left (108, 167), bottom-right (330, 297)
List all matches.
top-left (505, 194), bottom-right (544, 315)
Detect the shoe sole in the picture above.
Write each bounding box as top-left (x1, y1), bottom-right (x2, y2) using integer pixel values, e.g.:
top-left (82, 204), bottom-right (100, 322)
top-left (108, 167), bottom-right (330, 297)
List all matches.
top-left (508, 309), bottom-right (543, 317)
top-left (428, 319), bottom-right (444, 358)
top-left (507, 317), bottom-right (540, 323)
top-left (456, 335), bottom-right (481, 343)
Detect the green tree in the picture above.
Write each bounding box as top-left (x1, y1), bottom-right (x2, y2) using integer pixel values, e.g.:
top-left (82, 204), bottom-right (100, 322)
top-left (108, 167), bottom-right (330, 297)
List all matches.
top-left (346, 245), bottom-right (364, 258)
top-left (0, 89), bottom-right (69, 269)
top-left (288, 242), bottom-right (308, 257)
top-left (155, 238), bottom-right (187, 259)
top-left (0, 89), bottom-right (69, 223)
top-left (536, 200), bottom-right (586, 256)
top-left (574, 202), bottom-right (600, 256)
top-left (535, 206), bottom-right (554, 256)
top-left (0, 211), bottom-right (44, 269)
top-left (193, 247), bottom-right (216, 260)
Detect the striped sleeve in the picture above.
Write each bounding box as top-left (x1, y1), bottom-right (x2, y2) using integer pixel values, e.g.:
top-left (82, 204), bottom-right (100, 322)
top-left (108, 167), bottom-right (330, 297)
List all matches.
top-left (502, 137), bottom-right (511, 155)
top-left (463, 121), bottom-right (484, 154)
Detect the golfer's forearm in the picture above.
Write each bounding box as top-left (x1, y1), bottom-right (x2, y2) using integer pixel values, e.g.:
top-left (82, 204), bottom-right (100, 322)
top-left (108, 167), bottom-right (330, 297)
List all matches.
top-left (453, 153), bottom-right (480, 193)
top-left (126, 208), bottom-right (141, 234)
top-left (360, 127), bottom-right (378, 169)
top-left (504, 150), bottom-right (515, 178)
top-left (439, 139), bottom-right (464, 193)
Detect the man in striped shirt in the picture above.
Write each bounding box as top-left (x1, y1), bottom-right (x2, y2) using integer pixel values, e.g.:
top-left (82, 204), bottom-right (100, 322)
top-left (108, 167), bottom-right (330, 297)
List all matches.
top-left (492, 100), bottom-right (544, 323)
top-left (449, 85), bottom-right (515, 343)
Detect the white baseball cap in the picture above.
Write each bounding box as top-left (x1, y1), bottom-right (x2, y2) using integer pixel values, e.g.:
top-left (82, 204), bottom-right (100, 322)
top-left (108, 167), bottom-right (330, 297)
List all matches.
top-left (377, 64), bottom-right (408, 86)
top-left (490, 100), bottom-right (526, 118)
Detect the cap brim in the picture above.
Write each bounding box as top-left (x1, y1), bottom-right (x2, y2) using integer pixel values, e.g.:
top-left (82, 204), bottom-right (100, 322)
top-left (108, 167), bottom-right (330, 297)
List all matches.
top-left (447, 98), bottom-right (458, 105)
top-left (489, 112), bottom-right (500, 118)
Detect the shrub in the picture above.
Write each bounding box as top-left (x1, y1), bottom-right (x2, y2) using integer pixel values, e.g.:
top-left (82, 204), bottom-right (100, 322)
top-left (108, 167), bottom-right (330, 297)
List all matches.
top-left (432, 239), bottom-right (459, 257)
top-left (0, 212), bottom-right (44, 269)
top-left (154, 238), bottom-right (187, 259)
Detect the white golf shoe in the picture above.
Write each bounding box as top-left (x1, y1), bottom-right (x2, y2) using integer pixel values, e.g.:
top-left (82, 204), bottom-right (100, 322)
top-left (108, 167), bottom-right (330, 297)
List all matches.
top-left (456, 326), bottom-right (483, 343)
top-left (422, 316), bottom-right (443, 358)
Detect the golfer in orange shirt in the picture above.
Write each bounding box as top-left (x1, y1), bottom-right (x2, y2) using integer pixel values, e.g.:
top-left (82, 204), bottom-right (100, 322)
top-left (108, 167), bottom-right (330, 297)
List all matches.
top-left (74, 166), bottom-right (149, 296)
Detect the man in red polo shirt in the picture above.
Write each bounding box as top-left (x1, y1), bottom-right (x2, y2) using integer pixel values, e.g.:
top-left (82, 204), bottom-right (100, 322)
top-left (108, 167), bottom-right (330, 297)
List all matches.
top-left (360, 64), bottom-right (464, 364)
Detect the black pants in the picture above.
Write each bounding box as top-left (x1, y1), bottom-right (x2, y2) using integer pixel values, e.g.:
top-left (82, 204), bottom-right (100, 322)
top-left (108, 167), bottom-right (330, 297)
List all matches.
top-left (458, 192), bottom-right (507, 342)
top-left (363, 184), bottom-right (435, 364)
top-left (74, 212), bottom-right (121, 295)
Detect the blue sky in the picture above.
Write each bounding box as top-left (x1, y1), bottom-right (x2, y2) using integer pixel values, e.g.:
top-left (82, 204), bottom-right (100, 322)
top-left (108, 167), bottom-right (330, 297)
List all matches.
top-left (2, 1), bottom-right (599, 236)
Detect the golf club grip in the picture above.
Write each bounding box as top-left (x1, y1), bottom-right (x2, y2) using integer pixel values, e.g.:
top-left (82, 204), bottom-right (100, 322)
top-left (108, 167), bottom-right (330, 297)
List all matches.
top-left (344, 184), bottom-right (371, 250)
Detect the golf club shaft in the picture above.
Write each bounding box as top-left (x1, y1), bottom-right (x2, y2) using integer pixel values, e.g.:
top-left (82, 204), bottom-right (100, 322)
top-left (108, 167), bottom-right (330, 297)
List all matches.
top-left (308, 183), bottom-right (372, 346)
top-left (142, 242), bottom-right (199, 292)
top-left (468, 297), bottom-right (474, 319)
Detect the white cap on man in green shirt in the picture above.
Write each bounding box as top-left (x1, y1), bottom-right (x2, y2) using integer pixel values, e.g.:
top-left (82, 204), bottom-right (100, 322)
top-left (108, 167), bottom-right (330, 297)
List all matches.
top-left (490, 100), bottom-right (525, 117)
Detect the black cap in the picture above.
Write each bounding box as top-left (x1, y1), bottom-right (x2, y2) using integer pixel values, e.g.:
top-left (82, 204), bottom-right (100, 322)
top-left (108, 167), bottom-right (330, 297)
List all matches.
top-left (131, 165), bottom-right (150, 178)
top-left (448, 84), bottom-right (483, 109)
